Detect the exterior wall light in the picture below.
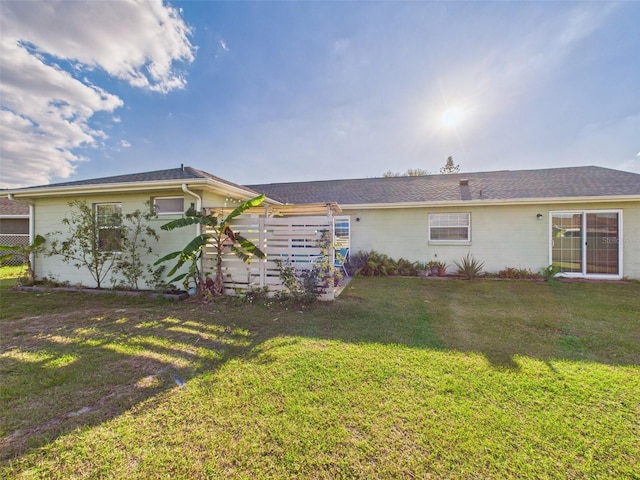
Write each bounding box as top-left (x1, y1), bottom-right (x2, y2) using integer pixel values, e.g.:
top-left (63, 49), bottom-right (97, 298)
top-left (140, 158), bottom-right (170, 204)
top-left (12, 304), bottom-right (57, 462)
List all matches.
top-left (536, 213), bottom-right (543, 220)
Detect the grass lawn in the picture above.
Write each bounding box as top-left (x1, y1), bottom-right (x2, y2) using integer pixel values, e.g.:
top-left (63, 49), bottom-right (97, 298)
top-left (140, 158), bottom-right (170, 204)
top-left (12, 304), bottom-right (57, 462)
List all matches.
top-left (1, 272), bottom-right (639, 479)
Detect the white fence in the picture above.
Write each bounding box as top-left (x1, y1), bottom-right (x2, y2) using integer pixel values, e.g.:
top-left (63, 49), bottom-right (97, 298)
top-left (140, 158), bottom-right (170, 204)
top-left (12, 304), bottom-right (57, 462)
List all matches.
top-left (203, 216), bottom-right (335, 300)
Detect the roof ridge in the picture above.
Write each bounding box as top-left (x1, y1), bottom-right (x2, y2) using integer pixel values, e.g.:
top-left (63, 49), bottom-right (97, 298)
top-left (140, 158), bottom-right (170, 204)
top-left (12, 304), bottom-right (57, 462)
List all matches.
top-left (248, 165), bottom-right (628, 188)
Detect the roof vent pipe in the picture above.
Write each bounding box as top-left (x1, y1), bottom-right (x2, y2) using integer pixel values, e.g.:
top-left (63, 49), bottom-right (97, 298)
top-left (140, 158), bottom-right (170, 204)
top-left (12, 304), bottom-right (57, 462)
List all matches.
top-left (459, 179), bottom-right (469, 186)
top-left (181, 163), bottom-right (184, 171)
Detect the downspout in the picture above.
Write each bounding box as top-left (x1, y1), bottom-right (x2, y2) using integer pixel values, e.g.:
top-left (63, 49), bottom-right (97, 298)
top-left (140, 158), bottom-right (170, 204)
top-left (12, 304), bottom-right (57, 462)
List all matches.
top-left (181, 184), bottom-right (203, 278)
top-left (8, 193), bottom-right (35, 273)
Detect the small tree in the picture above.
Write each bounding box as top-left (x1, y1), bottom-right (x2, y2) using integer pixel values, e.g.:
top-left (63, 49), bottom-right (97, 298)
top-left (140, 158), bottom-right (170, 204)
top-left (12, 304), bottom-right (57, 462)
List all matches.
top-left (48, 200), bottom-right (159, 289)
top-left (155, 195), bottom-right (266, 296)
top-left (0, 234), bottom-right (46, 284)
top-left (112, 207), bottom-right (160, 290)
top-left (48, 200), bottom-right (120, 288)
top-left (440, 156), bottom-right (460, 174)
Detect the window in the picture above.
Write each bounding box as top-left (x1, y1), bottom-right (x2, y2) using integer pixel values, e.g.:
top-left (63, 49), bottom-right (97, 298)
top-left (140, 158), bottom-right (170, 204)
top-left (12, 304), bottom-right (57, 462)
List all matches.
top-left (551, 210), bottom-right (621, 277)
top-left (96, 203), bottom-right (122, 251)
top-left (334, 216), bottom-right (350, 248)
top-left (154, 197), bottom-right (184, 215)
top-left (429, 213), bottom-right (470, 242)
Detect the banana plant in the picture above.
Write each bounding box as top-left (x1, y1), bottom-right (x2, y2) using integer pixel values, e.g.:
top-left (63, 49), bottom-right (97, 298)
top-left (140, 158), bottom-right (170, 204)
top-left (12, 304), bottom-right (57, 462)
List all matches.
top-left (155, 194), bottom-right (266, 296)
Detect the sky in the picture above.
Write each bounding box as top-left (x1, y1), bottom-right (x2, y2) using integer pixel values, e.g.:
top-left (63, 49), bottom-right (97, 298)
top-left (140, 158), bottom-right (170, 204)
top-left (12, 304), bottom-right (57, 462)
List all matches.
top-left (1, 0), bottom-right (639, 189)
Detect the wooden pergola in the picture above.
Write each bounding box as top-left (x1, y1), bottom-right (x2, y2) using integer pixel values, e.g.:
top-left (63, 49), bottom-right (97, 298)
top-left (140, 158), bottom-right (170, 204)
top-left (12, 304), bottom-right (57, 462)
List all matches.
top-left (240, 202), bottom-right (342, 217)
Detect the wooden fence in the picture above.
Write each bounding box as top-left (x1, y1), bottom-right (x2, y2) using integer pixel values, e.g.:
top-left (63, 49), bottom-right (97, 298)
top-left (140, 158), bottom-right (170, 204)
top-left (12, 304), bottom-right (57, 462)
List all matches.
top-left (203, 216), bottom-right (335, 300)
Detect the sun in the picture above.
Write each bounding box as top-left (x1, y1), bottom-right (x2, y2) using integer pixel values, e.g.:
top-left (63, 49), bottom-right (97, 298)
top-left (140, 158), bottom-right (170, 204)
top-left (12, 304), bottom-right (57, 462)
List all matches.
top-left (441, 106), bottom-right (465, 128)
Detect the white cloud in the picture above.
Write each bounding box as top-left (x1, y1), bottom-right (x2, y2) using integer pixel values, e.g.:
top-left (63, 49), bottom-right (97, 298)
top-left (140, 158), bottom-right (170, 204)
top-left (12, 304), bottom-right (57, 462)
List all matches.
top-left (0, 0), bottom-right (195, 188)
top-left (120, 140), bottom-right (132, 148)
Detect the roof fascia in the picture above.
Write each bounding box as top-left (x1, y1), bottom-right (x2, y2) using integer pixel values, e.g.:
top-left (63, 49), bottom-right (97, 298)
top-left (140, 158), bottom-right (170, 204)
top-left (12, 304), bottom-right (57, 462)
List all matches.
top-left (5, 178), bottom-right (283, 205)
top-left (342, 195), bottom-right (640, 210)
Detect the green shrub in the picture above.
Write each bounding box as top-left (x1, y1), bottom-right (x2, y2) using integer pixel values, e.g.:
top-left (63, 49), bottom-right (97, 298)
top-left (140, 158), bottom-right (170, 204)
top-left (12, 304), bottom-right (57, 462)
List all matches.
top-left (396, 258), bottom-right (418, 276)
top-left (350, 250), bottom-right (398, 276)
top-left (498, 267), bottom-right (540, 279)
top-left (541, 264), bottom-right (561, 282)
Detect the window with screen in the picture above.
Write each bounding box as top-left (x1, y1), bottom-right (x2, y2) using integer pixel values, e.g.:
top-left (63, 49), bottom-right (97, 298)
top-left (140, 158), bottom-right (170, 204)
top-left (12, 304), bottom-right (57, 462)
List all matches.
top-left (96, 203), bottom-right (122, 251)
top-left (154, 197), bottom-right (184, 215)
top-left (428, 213), bottom-right (470, 242)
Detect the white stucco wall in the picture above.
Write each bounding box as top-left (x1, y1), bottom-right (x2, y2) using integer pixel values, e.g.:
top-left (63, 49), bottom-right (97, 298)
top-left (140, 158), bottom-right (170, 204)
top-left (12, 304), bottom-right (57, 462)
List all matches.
top-left (30, 191), bottom-right (640, 285)
top-left (343, 200), bottom-right (640, 279)
top-left (31, 189), bottom-right (231, 288)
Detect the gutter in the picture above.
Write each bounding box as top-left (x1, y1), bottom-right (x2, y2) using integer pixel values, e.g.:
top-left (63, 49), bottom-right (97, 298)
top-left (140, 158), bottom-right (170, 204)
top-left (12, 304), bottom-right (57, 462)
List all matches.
top-left (340, 194), bottom-right (640, 210)
top-left (4, 178), bottom-right (284, 206)
top-left (7, 193), bottom-right (36, 269)
top-left (181, 184), bottom-right (203, 280)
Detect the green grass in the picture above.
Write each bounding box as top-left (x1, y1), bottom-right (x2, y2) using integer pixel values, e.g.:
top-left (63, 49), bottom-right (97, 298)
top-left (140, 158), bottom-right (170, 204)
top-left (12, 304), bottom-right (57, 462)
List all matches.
top-left (1, 272), bottom-right (639, 479)
top-left (0, 265), bottom-right (27, 289)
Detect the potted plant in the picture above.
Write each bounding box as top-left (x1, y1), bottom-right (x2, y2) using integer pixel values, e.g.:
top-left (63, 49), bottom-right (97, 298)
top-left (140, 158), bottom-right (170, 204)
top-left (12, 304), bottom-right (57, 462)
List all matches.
top-left (427, 260), bottom-right (447, 276)
top-left (426, 260), bottom-right (441, 276)
top-left (414, 261), bottom-right (429, 277)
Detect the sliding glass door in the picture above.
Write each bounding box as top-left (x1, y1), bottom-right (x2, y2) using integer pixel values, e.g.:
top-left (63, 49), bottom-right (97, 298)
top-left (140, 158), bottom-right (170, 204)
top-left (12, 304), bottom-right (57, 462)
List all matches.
top-left (551, 210), bottom-right (621, 277)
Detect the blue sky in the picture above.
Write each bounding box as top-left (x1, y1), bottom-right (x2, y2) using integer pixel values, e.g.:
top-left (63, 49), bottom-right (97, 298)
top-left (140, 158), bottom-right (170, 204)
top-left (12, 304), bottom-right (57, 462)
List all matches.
top-left (1, 1), bottom-right (639, 189)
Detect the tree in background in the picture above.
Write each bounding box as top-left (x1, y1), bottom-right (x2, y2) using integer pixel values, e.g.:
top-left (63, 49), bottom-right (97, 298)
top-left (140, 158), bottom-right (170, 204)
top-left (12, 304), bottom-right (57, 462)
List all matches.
top-left (383, 168), bottom-right (431, 177)
top-left (440, 156), bottom-right (460, 174)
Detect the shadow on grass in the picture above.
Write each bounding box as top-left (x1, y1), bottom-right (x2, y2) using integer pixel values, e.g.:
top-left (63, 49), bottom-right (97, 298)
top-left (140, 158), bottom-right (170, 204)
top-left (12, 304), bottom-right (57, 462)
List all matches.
top-left (0, 294), bottom-right (254, 462)
top-left (1, 276), bottom-right (638, 463)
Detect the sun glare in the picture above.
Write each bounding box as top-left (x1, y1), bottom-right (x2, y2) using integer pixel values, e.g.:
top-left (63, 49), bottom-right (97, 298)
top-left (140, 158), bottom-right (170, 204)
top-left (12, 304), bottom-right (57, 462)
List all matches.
top-left (441, 106), bottom-right (465, 128)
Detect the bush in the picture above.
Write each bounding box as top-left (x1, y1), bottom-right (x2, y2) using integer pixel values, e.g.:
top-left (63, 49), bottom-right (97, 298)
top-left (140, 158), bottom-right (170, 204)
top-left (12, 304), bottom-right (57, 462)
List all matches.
top-left (349, 250), bottom-right (398, 276)
top-left (396, 258), bottom-right (418, 276)
top-left (274, 258), bottom-right (320, 305)
top-left (497, 267), bottom-right (540, 279)
top-left (453, 253), bottom-right (485, 280)
top-left (541, 264), bottom-right (561, 282)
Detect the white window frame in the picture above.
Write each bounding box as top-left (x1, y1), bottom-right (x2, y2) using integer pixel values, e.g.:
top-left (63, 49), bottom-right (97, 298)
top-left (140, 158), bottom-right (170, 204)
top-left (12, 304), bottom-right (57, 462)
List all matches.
top-left (334, 215), bottom-right (351, 249)
top-left (153, 196), bottom-right (184, 215)
top-left (549, 209), bottom-right (623, 280)
top-left (428, 213), bottom-right (471, 243)
top-left (95, 203), bottom-right (122, 252)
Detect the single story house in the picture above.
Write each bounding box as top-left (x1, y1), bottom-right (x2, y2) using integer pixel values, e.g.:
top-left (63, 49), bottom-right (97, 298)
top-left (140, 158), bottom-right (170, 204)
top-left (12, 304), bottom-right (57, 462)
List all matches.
top-left (3, 165), bottom-right (640, 288)
top-left (250, 165), bottom-right (640, 280)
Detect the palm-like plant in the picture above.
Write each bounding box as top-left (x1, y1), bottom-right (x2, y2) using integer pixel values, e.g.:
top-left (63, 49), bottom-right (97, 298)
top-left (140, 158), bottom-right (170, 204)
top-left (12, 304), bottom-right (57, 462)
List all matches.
top-left (453, 252), bottom-right (485, 280)
top-left (155, 194), bottom-right (266, 296)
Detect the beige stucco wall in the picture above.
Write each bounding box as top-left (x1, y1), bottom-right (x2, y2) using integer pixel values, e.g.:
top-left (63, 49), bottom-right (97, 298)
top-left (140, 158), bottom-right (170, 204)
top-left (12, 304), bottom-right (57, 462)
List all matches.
top-left (343, 200), bottom-right (640, 279)
top-left (31, 188), bottom-right (232, 288)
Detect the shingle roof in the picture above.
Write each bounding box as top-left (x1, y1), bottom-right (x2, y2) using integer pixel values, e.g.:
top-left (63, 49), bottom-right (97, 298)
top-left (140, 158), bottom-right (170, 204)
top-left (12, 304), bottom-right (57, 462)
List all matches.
top-left (15, 166), bottom-right (260, 195)
top-left (247, 166), bottom-right (640, 205)
top-left (0, 197), bottom-right (29, 215)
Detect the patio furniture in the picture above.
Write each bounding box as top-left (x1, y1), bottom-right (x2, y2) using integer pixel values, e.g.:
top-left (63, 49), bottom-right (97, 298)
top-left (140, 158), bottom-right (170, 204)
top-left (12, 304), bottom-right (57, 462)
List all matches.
top-left (334, 247), bottom-right (349, 277)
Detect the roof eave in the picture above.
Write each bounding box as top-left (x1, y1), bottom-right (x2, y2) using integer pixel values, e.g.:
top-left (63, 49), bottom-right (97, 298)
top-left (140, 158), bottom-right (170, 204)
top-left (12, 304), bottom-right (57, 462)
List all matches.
top-left (341, 195), bottom-right (640, 210)
top-left (3, 178), bottom-right (283, 205)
